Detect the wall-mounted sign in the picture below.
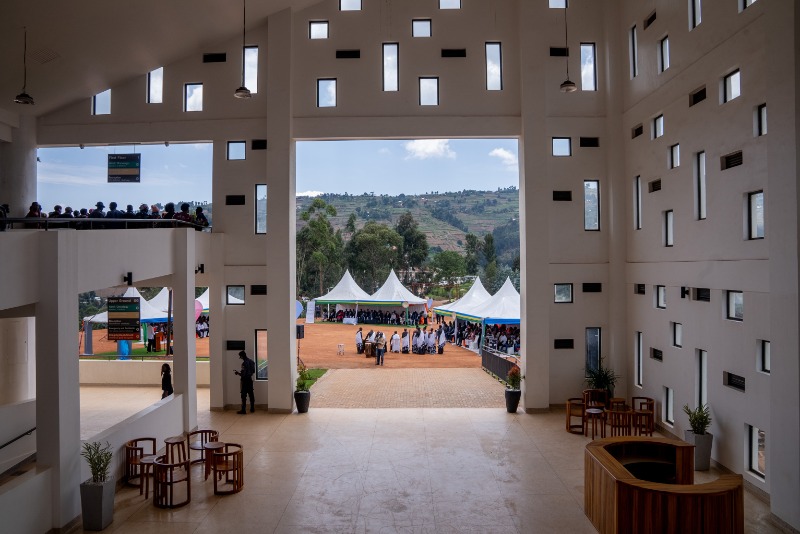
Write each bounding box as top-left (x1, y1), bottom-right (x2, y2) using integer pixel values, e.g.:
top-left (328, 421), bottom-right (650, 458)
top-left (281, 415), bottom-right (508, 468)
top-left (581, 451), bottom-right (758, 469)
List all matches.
top-left (108, 154), bottom-right (141, 183)
top-left (107, 297), bottom-right (141, 340)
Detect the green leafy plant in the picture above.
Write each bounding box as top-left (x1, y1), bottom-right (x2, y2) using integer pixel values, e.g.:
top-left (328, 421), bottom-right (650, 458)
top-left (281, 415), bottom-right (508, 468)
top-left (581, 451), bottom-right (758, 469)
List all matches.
top-left (81, 441), bottom-right (113, 483)
top-left (683, 403), bottom-right (712, 435)
top-left (585, 358), bottom-right (619, 396)
top-left (506, 365), bottom-right (524, 390)
top-left (296, 362), bottom-right (312, 392)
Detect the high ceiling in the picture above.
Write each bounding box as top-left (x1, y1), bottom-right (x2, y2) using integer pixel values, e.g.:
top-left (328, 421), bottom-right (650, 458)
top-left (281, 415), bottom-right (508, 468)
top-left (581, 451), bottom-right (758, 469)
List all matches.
top-left (0, 0), bottom-right (317, 119)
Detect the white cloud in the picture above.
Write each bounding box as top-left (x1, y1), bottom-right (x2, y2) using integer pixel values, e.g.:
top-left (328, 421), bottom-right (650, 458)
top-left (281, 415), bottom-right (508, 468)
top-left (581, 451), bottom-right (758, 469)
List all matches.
top-left (404, 139), bottom-right (455, 160)
top-left (489, 148), bottom-right (518, 169)
top-left (297, 190), bottom-right (324, 197)
top-left (378, 148), bottom-right (391, 155)
top-left (186, 84), bottom-right (203, 111)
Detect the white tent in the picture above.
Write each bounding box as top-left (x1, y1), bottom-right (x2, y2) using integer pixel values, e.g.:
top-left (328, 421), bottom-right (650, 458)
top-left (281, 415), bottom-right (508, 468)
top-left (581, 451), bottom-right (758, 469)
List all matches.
top-left (147, 287), bottom-right (170, 312)
top-left (433, 277), bottom-right (491, 318)
top-left (197, 288), bottom-right (210, 311)
top-left (459, 277), bottom-right (520, 325)
top-left (369, 269), bottom-right (426, 306)
top-left (83, 287), bottom-right (170, 324)
top-left (315, 270), bottom-right (372, 304)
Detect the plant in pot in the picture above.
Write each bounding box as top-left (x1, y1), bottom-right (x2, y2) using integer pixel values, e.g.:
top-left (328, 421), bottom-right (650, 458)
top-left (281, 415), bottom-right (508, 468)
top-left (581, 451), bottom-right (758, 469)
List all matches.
top-left (584, 357), bottom-right (619, 404)
top-left (80, 441), bottom-right (114, 531)
top-left (683, 403), bottom-right (713, 471)
top-left (504, 365), bottom-right (524, 413)
top-left (294, 362), bottom-right (312, 414)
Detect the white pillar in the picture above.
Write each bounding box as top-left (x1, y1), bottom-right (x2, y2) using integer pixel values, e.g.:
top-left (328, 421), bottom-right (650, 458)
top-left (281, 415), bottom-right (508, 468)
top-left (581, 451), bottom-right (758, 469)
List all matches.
top-left (172, 229), bottom-right (197, 431)
top-left (265, 8), bottom-right (297, 413)
top-left (209, 232), bottom-right (226, 409)
top-left (0, 317), bottom-right (35, 404)
top-left (0, 115), bottom-right (37, 217)
top-left (35, 230), bottom-right (80, 529)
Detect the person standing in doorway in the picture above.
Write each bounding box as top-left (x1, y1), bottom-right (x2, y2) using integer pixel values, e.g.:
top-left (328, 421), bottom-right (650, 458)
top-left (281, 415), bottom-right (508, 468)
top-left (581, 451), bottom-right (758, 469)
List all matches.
top-left (235, 350), bottom-right (256, 413)
top-left (146, 323), bottom-right (155, 353)
top-left (161, 363), bottom-right (173, 399)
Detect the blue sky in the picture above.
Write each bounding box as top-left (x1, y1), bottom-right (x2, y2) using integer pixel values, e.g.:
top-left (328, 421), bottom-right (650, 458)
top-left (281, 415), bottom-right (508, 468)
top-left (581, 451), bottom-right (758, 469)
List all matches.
top-left (37, 139), bottom-right (519, 210)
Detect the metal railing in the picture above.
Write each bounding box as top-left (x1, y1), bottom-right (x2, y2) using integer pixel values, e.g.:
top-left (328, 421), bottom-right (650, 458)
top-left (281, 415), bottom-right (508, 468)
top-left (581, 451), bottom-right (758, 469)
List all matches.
top-left (0, 217), bottom-right (211, 232)
top-left (0, 427), bottom-right (36, 451)
top-left (481, 347), bottom-right (519, 385)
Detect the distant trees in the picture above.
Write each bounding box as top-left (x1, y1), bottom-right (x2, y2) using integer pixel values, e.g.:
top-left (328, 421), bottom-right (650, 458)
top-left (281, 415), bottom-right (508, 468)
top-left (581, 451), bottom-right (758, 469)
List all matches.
top-left (395, 211), bottom-right (429, 274)
top-left (345, 221), bottom-right (403, 293)
top-left (296, 198), bottom-right (344, 297)
top-left (464, 233), bottom-right (480, 275)
top-left (431, 251), bottom-right (466, 292)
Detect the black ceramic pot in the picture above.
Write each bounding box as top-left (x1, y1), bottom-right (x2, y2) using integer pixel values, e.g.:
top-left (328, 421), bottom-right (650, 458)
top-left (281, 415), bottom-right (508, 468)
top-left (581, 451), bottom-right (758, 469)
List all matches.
top-left (505, 389), bottom-right (521, 413)
top-left (294, 390), bottom-right (310, 413)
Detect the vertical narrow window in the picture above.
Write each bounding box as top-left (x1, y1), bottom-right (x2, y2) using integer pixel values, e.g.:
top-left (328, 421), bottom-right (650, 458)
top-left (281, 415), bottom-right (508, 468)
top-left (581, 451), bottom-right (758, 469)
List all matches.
top-left (340, 0), bottom-right (361, 11)
top-left (698, 349), bottom-right (708, 406)
top-left (658, 36), bottom-right (670, 73)
top-left (92, 89), bottom-right (111, 115)
top-left (727, 290), bottom-right (744, 320)
top-left (741, 0), bottom-right (758, 11)
top-left (383, 43), bottom-right (399, 92)
top-left (184, 83), bottom-right (203, 112)
top-left (630, 26), bottom-right (639, 78)
top-left (696, 151), bottom-right (707, 220)
top-left (580, 43), bottom-right (597, 91)
top-left (670, 144), bottom-right (680, 168)
top-left (758, 340), bottom-right (770, 374)
top-left (309, 21), bottom-right (329, 39)
top-left (412, 19), bottom-right (432, 37)
top-left (585, 327), bottom-right (601, 374)
top-left (690, 0), bottom-right (702, 29)
top-left (748, 191), bottom-right (764, 239)
top-left (757, 103), bottom-right (767, 136)
top-left (584, 180), bottom-right (600, 231)
top-left (634, 176), bottom-right (642, 230)
top-left (664, 387), bottom-right (674, 425)
top-left (255, 329), bottom-right (268, 380)
top-left (485, 43), bottom-right (503, 91)
top-left (255, 184), bottom-right (267, 234)
top-left (653, 114), bottom-right (664, 138)
top-left (635, 331), bottom-right (643, 387)
top-left (147, 67), bottom-right (163, 104)
top-left (419, 77), bottom-right (439, 106)
top-left (672, 322), bottom-right (683, 347)
top-left (552, 137), bottom-right (572, 156)
top-left (656, 285), bottom-right (666, 309)
top-left (665, 210), bottom-right (674, 246)
top-left (439, 0), bottom-right (461, 9)
top-left (227, 141), bottom-right (246, 160)
top-left (724, 70), bottom-right (741, 103)
top-left (244, 46), bottom-right (259, 94)
top-left (317, 79), bottom-right (337, 107)
top-left (749, 426), bottom-right (766, 478)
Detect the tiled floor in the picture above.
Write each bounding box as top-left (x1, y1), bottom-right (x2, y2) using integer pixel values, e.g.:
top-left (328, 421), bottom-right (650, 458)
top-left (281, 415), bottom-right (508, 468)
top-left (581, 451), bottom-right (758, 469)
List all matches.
top-left (77, 387), bottom-right (787, 534)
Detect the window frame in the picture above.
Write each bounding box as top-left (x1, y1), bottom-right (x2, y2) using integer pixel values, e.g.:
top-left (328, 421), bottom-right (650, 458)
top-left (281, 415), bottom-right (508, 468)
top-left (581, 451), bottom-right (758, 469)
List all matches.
top-left (317, 78), bottom-right (337, 108)
top-left (665, 209), bottom-right (674, 247)
top-left (696, 151), bottom-right (707, 220)
top-left (635, 331), bottom-right (643, 387)
top-left (255, 329), bottom-right (268, 380)
top-left (698, 349), bottom-right (708, 406)
top-left (485, 42), bottom-right (503, 91)
top-left (554, 283), bottom-right (573, 303)
top-left (629, 25), bottom-right (638, 79)
top-left (419, 77), bottom-right (439, 106)
top-left (227, 141), bottom-right (246, 161)
top-left (758, 340), bottom-right (770, 374)
top-left (309, 21), bottom-right (329, 39)
top-left (634, 176), bottom-right (642, 230)
top-left (255, 184), bottom-right (267, 234)
top-left (552, 137), bottom-right (572, 157)
top-left (656, 285), bottom-right (666, 309)
top-left (580, 42), bottom-right (597, 91)
top-left (226, 285), bottom-right (246, 305)
top-left (584, 180), bottom-right (600, 231)
top-left (383, 43), bottom-right (399, 92)
top-left (727, 290), bottom-right (744, 321)
top-left (672, 322), bottom-right (683, 348)
top-left (91, 89), bottom-right (111, 115)
top-left (147, 67), bottom-right (163, 104)
top-left (748, 425), bottom-right (766, 478)
top-left (723, 70), bottom-right (741, 103)
top-left (664, 386), bottom-right (674, 425)
top-left (689, 0), bottom-right (702, 29)
top-left (756, 103), bottom-right (767, 136)
top-left (585, 327), bottom-right (601, 375)
top-left (653, 114), bottom-right (664, 139)
top-left (412, 19), bottom-right (432, 37)
top-left (184, 83), bottom-right (203, 112)
top-left (658, 36), bottom-right (670, 73)
top-left (748, 190), bottom-right (764, 240)
top-left (670, 144), bottom-right (680, 169)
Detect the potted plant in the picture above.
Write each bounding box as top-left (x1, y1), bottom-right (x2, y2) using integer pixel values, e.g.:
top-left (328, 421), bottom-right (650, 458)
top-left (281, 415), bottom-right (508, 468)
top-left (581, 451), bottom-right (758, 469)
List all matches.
top-left (683, 403), bottom-right (713, 471)
top-left (80, 441), bottom-right (114, 531)
top-left (504, 365), bottom-right (524, 413)
top-left (294, 362), bottom-right (312, 414)
top-left (585, 357), bottom-right (619, 402)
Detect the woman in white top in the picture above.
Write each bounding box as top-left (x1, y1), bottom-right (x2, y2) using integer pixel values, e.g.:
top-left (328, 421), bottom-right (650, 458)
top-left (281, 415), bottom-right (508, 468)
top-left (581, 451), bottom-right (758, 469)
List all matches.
top-left (427, 330), bottom-right (437, 353)
top-left (401, 330), bottom-right (410, 353)
top-left (390, 331), bottom-right (401, 353)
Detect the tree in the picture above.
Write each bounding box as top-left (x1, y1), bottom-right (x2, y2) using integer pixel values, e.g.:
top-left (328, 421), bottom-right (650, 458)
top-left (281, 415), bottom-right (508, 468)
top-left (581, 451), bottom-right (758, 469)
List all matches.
top-left (484, 260), bottom-right (499, 293)
top-left (464, 233), bottom-right (480, 275)
top-left (345, 221), bottom-right (403, 292)
top-left (482, 233), bottom-right (497, 266)
top-left (296, 198), bottom-right (344, 297)
top-left (431, 251), bottom-right (466, 296)
top-left (345, 213), bottom-right (357, 235)
top-left (395, 211), bottom-right (429, 273)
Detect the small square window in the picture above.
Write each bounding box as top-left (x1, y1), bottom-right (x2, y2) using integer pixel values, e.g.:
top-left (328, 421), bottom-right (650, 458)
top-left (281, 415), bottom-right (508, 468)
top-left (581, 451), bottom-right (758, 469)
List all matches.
top-left (672, 322), bottom-right (683, 348)
top-left (723, 70), bottom-right (741, 103)
top-left (554, 283), bottom-right (573, 303)
top-left (439, 0), bottom-right (461, 9)
top-left (227, 141), bottom-right (246, 160)
top-left (309, 21), bottom-right (329, 39)
top-left (419, 77), bottom-right (439, 106)
top-left (664, 386), bottom-right (674, 425)
top-left (552, 137), bottom-right (572, 156)
top-left (184, 83), bottom-right (203, 112)
top-left (749, 425), bottom-right (766, 478)
top-left (727, 290), bottom-right (743, 321)
top-left (758, 340), bottom-right (770, 374)
top-left (670, 144), bottom-right (680, 168)
top-left (658, 36), bottom-right (670, 73)
top-left (340, 0), bottom-right (361, 11)
top-left (317, 79), bottom-right (337, 107)
top-left (412, 19), bottom-right (432, 37)
top-left (92, 89), bottom-right (111, 115)
top-left (549, 0), bottom-right (567, 7)
top-left (147, 68), bottom-right (163, 104)
top-left (227, 285), bottom-right (245, 305)
top-left (656, 285), bottom-right (666, 309)
top-left (653, 115), bottom-right (664, 138)
top-left (756, 104), bottom-right (767, 136)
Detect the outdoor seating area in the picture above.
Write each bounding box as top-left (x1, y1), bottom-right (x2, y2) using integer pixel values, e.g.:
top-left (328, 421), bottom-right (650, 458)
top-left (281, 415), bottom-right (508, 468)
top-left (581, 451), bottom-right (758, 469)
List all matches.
top-left (565, 391), bottom-right (655, 440)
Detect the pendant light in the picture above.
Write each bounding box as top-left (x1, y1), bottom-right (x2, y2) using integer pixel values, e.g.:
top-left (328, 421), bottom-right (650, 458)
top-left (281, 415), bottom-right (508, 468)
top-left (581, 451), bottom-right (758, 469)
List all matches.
top-left (14, 27), bottom-right (35, 105)
top-left (234, 0), bottom-right (252, 99)
top-left (559, 5), bottom-right (577, 93)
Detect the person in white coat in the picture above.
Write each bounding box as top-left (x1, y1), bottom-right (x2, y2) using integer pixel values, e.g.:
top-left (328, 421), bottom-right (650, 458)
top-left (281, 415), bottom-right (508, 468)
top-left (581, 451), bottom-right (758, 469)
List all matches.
top-left (427, 329), bottom-right (437, 354)
top-left (355, 327), bottom-right (364, 354)
top-left (390, 331), bottom-right (401, 353)
top-left (438, 326), bottom-right (447, 354)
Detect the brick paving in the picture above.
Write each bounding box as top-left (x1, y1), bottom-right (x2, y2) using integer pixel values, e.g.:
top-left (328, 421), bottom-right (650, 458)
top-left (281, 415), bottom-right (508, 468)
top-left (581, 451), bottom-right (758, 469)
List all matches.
top-left (310, 368), bottom-right (507, 408)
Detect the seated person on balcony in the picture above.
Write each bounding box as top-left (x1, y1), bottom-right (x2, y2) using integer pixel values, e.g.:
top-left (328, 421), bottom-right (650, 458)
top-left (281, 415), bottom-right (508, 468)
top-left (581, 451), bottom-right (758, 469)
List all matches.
top-left (173, 203), bottom-right (194, 225)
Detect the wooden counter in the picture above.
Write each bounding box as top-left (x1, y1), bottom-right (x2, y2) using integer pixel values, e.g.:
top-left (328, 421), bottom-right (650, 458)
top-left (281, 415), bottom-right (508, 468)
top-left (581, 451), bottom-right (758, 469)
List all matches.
top-left (585, 436), bottom-right (743, 534)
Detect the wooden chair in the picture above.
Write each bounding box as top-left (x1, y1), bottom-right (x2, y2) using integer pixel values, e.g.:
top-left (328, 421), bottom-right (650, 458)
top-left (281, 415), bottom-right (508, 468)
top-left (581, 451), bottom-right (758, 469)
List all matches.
top-left (153, 455), bottom-right (191, 508)
top-left (211, 443), bottom-right (244, 495)
top-left (565, 397), bottom-right (585, 434)
top-left (607, 409), bottom-right (632, 437)
top-left (124, 438), bottom-right (157, 497)
top-left (187, 430), bottom-right (219, 465)
top-left (632, 397), bottom-right (655, 436)
top-left (165, 435), bottom-right (187, 463)
top-left (609, 397), bottom-right (627, 411)
top-left (583, 389), bottom-right (608, 409)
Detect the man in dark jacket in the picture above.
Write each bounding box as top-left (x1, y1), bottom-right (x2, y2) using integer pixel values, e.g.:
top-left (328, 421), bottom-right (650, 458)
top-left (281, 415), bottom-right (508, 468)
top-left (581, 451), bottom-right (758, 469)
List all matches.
top-left (235, 350), bottom-right (256, 413)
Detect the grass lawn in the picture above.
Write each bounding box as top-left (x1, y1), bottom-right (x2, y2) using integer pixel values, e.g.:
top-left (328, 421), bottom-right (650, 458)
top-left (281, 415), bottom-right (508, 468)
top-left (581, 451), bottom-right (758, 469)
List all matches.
top-left (86, 347), bottom-right (210, 361)
top-left (301, 368), bottom-right (327, 390)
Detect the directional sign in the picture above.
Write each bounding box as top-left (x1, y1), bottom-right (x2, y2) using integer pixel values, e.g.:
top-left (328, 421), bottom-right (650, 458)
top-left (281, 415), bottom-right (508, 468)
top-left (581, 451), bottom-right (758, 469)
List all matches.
top-left (108, 154), bottom-right (141, 183)
top-left (107, 297), bottom-right (141, 340)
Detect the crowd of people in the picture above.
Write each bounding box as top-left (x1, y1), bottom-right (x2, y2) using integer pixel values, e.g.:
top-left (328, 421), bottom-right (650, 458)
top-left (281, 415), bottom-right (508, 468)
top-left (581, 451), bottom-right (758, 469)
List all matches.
top-left (355, 324), bottom-right (452, 358)
top-left (322, 307), bottom-right (433, 326)
top-left (195, 315), bottom-right (210, 338)
top-left (484, 324), bottom-right (521, 353)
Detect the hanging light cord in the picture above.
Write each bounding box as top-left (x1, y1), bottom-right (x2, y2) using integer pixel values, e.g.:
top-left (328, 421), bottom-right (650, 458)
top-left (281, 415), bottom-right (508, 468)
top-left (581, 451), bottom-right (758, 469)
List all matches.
top-left (241, 0), bottom-right (246, 86)
top-left (22, 26), bottom-right (28, 91)
top-left (563, 8), bottom-right (570, 80)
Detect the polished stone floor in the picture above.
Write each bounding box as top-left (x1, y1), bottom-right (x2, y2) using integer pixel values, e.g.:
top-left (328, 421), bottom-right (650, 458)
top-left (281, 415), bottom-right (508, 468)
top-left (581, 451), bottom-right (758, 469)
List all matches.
top-left (78, 387), bottom-right (786, 534)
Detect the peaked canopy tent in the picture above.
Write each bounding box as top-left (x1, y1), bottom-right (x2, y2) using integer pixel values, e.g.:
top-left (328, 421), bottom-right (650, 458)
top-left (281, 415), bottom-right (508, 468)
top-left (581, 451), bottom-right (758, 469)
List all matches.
top-left (458, 278), bottom-right (521, 325)
top-left (368, 269), bottom-right (427, 307)
top-left (83, 287), bottom-right (170, 324)
top-left (433, 277), bottom-right (492, 320)
top-left (149, 287), bottom-right (211, 312)
top-left (314, 270), bottom-right (372, 304)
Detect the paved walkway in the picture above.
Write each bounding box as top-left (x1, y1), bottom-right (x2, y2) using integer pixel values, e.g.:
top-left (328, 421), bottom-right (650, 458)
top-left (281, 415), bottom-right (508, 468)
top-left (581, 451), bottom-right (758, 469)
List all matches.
top-left (310, 368), bottom-right (506, 409)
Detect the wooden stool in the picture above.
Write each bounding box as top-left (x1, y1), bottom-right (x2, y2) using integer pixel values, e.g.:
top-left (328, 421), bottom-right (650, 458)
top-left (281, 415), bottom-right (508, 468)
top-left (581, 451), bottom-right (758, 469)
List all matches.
top-left (632, 397), bottom-right (655, 436)
top-left (165, 435), bottom-right (187, 464)
top-left (204, 442), bottom-right (225, 480)
top-left (138, 455), bottom-right (157, 499)
top-left (188, 430), bottom-right (219, 465)
top-left (124, 437), bottom-right (156, 495)
top-left (337, 343), bottom-right (345, 355)
top-left (153, 455), bottom-right (191, 508)
top-left (565, 398), bottom-right (585, 434)
top-left (585, 408), bottom-right (606, 439)
top-left (211, 443), bottom-right (244, 495)
top-left (607, 409), bottom-right (632, 437)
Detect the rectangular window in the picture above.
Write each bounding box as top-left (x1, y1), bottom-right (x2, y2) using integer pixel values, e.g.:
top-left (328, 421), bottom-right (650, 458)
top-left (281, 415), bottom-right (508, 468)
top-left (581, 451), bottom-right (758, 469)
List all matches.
top-left (757, 103), bottom-right (767, 136)
top-left (244, 46), bottom-right (258, 94)
top-left (317, 79), bottom-right (337, 107)
top-left (92, 89), bottom-right (111, 115)
top-left (630, 26), bottom-right (638, 78)
top-left (649, 179), bottom-right (662, 193)
top-left (741, 0), bottom-right (758, 11)
top-left (724, 70), bottom-right (741, 103)
top-left (758, 340), bottom-right (770, 374)
top-left (580, 43), bottom-right (597, 91)
top-left (658, 36), bottom-right (670, 73)
top-left (644, 11), bottom-right (657, 29)
top-left (412, 19), bottom-right (432, 37)
top-left (227, 285), bottom-right (245, 305)
top-left (184, 83), bottom-right (203, 112)
top-left (486, 43), bottom-right (503, 91)
top-left (309, 21), bottom-right (329, 39)
top-left (634, 176), bottom-right (642, 230)
top-left (656, 285), bottom-right (666, 309)
top-left (727, 290), bottom-right (743, 320)
top-left (653, 114), bottom-right (664, 138)
top-left (690, 86), bottom-right (706, 106)
top-left (227, 141), bottom-right (246, 160)
top-left (725, 371), bottom-right (746, 391)
top-left (665, 209), bottom-right (674, 246)
top-left (147, 67), bottom-right (163, 104)
top-left (383, 43), bottom-right (399, 92)
top-left (255, 329), bottom-right (268, 380)
top-left (635, 331), bottom-right (643, 387)
top-left (255, 184), bottom-right (267, 234)
top-left (552, 137), bottom-right (572, 156)
top-left (549, 0), bottom-right (567, 7)
top-left (632, 124), bottom-right (644, 138)
top-left (634, 284), bottom-right (646, 295)
top-left (439, 0), bottom-right (461, 8)
top-left (554, 283), bottom-right (573, 303)
top-left (651, 348), bottom-right (663, 362)
top-left (690, 0), bottom-right (702, 29)
top-left (748, 191), bottom-right (764, 239)
top-left (670, 144), bottom-right (680, 168)
top-left (696, 151), bottom-right (707, 220)
top-left (419, 77), bottom-right (439, 106)
top-left (694, 287), bottom-right (711, 301)
top-left (586, 327), bottom-right (601, 374)
top-left (340, 0), bottom-right (361, 10)
top-left (584, 180), bottom-right (600, 231)
top-left (672, 322), bottom-right (683, 348)
top-left (664, 387), bottom-right (674, 425)
top-left (749, 426), bottom-right (766, 478)
top-left (698, 349), bottom-right (708, 406)
top-left (722, 151), bottom-right (743, 170)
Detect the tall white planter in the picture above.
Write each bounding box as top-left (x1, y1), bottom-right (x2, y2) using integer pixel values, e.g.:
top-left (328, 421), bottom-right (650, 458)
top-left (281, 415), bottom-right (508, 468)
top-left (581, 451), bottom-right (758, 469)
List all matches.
top-left (684, 431), bottom-right (713, 471)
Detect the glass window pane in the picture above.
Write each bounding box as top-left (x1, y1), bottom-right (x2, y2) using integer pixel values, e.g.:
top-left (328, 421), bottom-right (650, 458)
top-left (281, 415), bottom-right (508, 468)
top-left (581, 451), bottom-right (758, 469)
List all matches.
top-left (725, 71), bottom-right (741, 102)
top-left (635, 176), bottom-right (642, 229)
top-left (660, 37), bottom-right (670, 72)
top-left (412, 19), bottom-right (432, 37)
top-left (185, 83), bottom-right (203, 112)
top-left (340, 0), bottom-right (361, 10)
top-left (244, 46), bottom-right (258, 93)
top-left (554, 283), bottom-right (572, 303)
top-left (691, 0), bottom-right (702, 28)
top-left (318, 79), bottom-right (337, 107)
top-left (657, 286), bottom-right (666, 308)
top-left (148, 67), bottom-right (163, 104)
top-left (697, 152), bottom-right (707, 219)
top-left (750, 192), bottom-right (764, 238)
top-left (635, 332), bottom-right (643, 386)
top-left (584, 181), bottom-right (599, 230)
top-left (227, 285), bottom-right (245, 305)
top-left (227, 141), bottom-right (246, 160)
top-left (256, 329), bottom-right (268, 380)
top-left (586, 327), bottom-right (600, 373)
top-left (630, 26), bottom-right (638, 78)
top-left (383, 43), bottom-right (399, 92)
top-left (580, 43), bottom-right (596, 91)
top-left (256, 184), bottom-right (267, 234)
top-left (552, 137), bottom-right (571, 156)
top-left (728, 291), bottom-right (743, 320)
top-left (549, 0), bottom-right (567, 7)
top-left (665, 210), bottom-right (674, 246)
top-left (440, 0), bottom-right (461, 9)
top-left (93, 89), bottom-right (111, 115)
top-left (654, 115), bottom-right (664, 137)
top-left (671, 144), bottom-right (680, 168)
top-left (310, 21), bottom-right (329, 39)
top-left (419, 78), bottom-right (438, 106)
top-left (486, 43), bottom-right (502, 91)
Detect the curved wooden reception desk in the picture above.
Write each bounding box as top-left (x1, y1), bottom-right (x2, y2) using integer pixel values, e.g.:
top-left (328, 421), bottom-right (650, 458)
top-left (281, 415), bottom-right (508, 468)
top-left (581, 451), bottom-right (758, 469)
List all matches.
top-left (585, 437), bottom-right (743, 534)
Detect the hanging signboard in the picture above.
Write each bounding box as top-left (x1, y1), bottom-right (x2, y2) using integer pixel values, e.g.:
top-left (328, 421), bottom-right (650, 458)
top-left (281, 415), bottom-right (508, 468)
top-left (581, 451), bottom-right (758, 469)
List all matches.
top-left (108, 154), bottom-right (141, 183)
top-left (107, 297), bottom-right (141, 340)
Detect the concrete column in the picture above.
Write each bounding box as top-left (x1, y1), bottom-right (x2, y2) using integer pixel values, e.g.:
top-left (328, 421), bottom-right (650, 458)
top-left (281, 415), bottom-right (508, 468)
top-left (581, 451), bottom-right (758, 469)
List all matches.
top-left (35, 230), bottom-right (80, 529)
top-left (265, 8), bottom-right (297, 413)
top-left (172, 229), bottom-right (197, 431)
top-left (0, 317), bottom-right (35, 404)
top-left (209, 232), bottom-right (226, 409)
top-left (0, 115), bottom-right (37, 217)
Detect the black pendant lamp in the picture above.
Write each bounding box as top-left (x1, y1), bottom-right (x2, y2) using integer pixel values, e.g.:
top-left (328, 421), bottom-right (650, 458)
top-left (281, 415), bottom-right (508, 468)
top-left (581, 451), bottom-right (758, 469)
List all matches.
top-left (560, 6), bottom-right (577, 93)
top-left (14, 27), bottom-right (35, 105)
top-left (234, 0), bottom-right (252, 99)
